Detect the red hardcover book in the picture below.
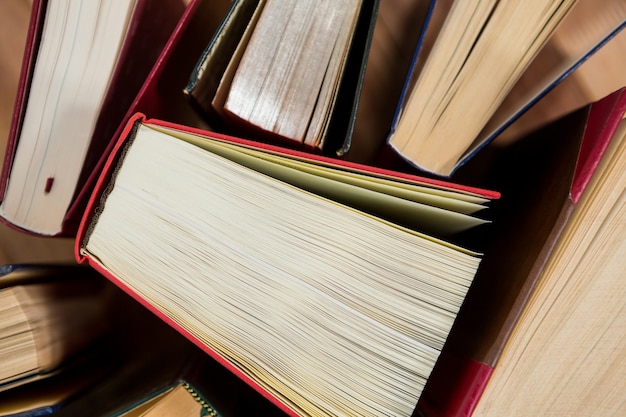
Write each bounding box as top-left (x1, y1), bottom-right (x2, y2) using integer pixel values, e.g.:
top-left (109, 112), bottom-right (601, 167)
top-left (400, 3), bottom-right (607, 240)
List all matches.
top-left (416, 87), bottom-right (626, 417)
top-left (75, 112), bottom-right (498, 417)
top-left (0, 0), bottom-right (185, 236)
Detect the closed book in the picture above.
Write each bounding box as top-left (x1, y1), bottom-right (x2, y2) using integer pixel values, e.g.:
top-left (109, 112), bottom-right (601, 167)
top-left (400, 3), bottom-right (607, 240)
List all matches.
top-left (0, 0), bottom-right (185, 236)
top-left (76, 112), bottom-right (498, 417)
top-left (416, 87), bottom-right (626, 417)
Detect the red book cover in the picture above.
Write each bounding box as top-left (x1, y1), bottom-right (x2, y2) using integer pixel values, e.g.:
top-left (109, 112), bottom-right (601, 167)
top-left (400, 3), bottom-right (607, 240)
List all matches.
top-left (416, 87), bottom-right (626, 417)
top-left (75, 112), bottom-right (498, 417)
top-left (0, 0), bottom-right (185, 236)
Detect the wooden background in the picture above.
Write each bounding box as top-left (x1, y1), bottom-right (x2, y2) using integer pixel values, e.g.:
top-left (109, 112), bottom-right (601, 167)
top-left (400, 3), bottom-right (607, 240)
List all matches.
top-left (0, 0), bottom-right (75, 264)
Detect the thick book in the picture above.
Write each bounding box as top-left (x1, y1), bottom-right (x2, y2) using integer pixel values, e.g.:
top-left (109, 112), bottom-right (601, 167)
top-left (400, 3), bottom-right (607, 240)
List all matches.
top-left (472, 106), bottom-right (626, 416)
top-left (183, 0), bottom-right (379, 156)
top-left (0, 263), bottom-right (114, 392)
top-left (0, 0), bottom-right (185, 236)
top-left (75, 113), bottom-right (498, 417)
top-left (0, 263), bottom-right (117, 417)
top-left (415, 87), bottom-right (626, 417)
top-left (384, 0), bottom-right (626, 176)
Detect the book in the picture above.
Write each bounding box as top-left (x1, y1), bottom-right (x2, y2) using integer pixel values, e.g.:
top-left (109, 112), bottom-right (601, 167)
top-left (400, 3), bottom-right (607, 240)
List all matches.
top-left (415, 87), bottom-right (626, 417)
top-left (487, 0), bottom-right (626, 144)
top-left (75, 113), bottom-right (498, 417)
top-left (0, 263), bottom-right (118, 416)
top-left (470, 90), bottom-right (626, 417)
top-left (7, 0), bottom-right (236, 241)
top-left (384, 0), bottom-right (626, 176)
top-left (0, 262), bottom-right (243, 417)
top-left (184, 0), bottom-right (379, 155)
top-left (0, 263), bottom-right (114, 390)
top-left (0, 0), bottom-right (75, 265)
top-left (119, 381), bottom-right (221, 417)
top-left (0, 0), bottom-right (185, 236)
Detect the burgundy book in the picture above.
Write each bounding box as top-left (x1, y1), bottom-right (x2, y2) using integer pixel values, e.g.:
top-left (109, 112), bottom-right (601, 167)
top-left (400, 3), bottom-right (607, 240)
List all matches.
top-left (416, 87), bottom-right (626, 417)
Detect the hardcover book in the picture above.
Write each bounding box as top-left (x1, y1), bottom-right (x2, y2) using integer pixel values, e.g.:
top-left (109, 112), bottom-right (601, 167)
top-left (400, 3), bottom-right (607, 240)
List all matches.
top-left (417, 87), bottom-right (626, 417)
top-left (0, 0), bottom-right (185, 236)
top-left (76, 113), bottom-right (498, 417)
top-left (184, 0), bottom-right (379, 155)
top-left (385, 0), bottom-right (626, 176)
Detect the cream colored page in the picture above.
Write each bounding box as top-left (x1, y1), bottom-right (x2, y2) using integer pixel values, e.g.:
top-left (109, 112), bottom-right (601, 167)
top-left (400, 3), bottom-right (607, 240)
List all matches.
top-left (147, 125), bottom-right (488, 236)
top-left (85, 125), bottom-right (481, 416)
top-left (160, 124), bottom-right (489, 204)
top-left (474, 121), bottom-right (626, 416)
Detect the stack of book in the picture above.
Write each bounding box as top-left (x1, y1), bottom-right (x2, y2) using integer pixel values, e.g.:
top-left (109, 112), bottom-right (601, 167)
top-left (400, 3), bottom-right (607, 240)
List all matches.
top-left (0, 0), bottom-right (624, 416)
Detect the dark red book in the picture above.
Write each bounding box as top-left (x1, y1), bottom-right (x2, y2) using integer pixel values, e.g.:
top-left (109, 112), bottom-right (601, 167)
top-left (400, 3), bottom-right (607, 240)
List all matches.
top-left (416, 87), bottom-right (626, 417)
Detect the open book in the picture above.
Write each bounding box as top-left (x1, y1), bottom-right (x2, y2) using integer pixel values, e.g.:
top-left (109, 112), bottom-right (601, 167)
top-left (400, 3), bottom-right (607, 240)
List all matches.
top-left (76, 113), bottom-right (497, 417)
